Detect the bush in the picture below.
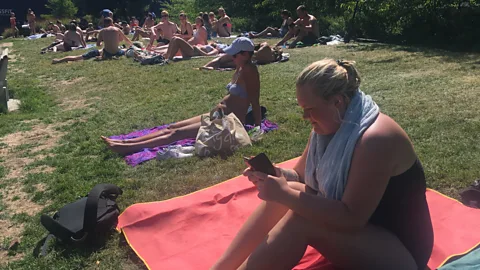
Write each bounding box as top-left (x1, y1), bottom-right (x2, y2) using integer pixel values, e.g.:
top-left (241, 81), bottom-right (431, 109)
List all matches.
top-left (1, 28), bottom-right (17, 39)
top-left (46, 0), bottom-right (78, 18)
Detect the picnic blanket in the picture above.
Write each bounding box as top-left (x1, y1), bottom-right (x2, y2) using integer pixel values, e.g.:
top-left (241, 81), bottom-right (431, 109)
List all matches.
top-left (26, 33), bottom-right (55, 40)
top-left (117, 157), bottom-right (480, 270)
top-left (72, 44), bottom-right (96, 50)
top-left (110, 119), bottom-right (278, 166)
top-left (438, 245), bottom-right (480, 269)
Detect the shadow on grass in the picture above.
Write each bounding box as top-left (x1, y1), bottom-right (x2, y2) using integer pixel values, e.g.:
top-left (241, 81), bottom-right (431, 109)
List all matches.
top-left (351, 42), bottom-right (480, 66)
top-left (118, 233), bottom-right (148, 270)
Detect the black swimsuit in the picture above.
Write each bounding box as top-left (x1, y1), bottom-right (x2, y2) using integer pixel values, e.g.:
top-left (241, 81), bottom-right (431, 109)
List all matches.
top-left (369, 158), bottom-right (434, 269)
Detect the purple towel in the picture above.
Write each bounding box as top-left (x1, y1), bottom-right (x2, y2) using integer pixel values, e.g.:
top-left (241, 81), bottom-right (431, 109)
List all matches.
top-left (110, 120), bottom-right (278, 166)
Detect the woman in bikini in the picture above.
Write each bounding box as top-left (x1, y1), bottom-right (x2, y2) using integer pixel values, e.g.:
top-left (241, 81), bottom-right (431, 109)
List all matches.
top-left (176, 12), bottom-right (193, 40)
top-left (102, 37), bottom-right (261, 156)
top-left (249, 10), bottom-right (294, 39)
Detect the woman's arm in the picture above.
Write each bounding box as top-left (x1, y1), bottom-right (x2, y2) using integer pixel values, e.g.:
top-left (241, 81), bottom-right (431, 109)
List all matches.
top-left (275, 132), bottom-right (394, 232)
top-left (243, 66), bottom-right (262, 126)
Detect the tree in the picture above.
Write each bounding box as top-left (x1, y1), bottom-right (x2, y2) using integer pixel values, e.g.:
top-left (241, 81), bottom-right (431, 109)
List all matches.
top-left (46, 0), bottom-right (78, 18)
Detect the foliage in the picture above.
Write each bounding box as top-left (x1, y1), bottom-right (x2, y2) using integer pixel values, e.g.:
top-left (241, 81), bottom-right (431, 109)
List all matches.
top-left (1, 28), bottom-right (17, 39)
top-left (45, 0), bottom-right (78, 18)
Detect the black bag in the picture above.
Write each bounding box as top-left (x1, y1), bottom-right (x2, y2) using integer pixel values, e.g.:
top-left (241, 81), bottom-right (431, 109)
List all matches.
top-left (37, 184), bottom-right (122, 256)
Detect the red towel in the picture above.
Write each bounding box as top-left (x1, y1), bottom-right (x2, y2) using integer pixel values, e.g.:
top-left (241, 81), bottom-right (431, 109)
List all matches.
top-left (117, 158), bottom-right (480, 270)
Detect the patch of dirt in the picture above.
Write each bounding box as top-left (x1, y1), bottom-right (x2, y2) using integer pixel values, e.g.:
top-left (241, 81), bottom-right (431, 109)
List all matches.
top-left (0, 122), bottom-right (65, 180)
top-left (29, 165), bottom-right (55, 175)
top-left (59, 77), bottom-right (85, 86)
top-left (59, 97), bottom-right (89, 110)
top-left (0, 42), bottom-right (13, 48)
top-left (1, 182), bottom-right (44, 216)
top-left (0, 220), bottom-right (24, 265)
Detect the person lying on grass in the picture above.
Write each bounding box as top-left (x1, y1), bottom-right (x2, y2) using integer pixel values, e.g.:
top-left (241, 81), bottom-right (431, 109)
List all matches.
top-left (201, 42), bottom-right (281, 70)
top-left (249, 10), bottom-right (294, 39)
top-left (211, 59), bottom-right (434, 270)
top-left (102, 37), bottom-right (261, 155)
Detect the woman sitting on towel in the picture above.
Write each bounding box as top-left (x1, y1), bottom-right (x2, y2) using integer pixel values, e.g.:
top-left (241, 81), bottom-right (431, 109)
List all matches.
top-left (102, 37), bottom-right (261, 155)
top-left (211, 59), bottom-right (434, 270)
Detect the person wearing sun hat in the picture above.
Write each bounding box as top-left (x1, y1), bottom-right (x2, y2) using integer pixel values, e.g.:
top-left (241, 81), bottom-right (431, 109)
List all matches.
top-left (101, 36), bottom-right (262, 155)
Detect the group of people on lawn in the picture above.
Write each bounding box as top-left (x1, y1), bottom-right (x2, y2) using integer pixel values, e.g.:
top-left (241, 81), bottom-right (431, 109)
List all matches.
top-left (23, 4), bottom-right (435, 270)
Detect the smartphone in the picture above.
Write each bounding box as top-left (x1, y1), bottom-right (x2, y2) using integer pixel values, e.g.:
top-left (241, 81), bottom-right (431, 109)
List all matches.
top-left (244, 153), bottom-right (277, 176)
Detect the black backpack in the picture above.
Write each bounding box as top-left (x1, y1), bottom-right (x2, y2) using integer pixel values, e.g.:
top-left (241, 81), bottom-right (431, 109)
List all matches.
top-left (36, 184), bottom-right (122, 256)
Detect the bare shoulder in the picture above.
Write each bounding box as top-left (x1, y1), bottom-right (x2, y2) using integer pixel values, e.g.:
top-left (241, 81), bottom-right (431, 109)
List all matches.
top-left (242, 64), bottom-right (259, 76)
top-left (356, 113), bottom-right (416, 173)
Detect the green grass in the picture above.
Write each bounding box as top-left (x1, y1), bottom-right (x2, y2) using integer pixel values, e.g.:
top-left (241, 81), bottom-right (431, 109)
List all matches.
top-left (1, 37), bottom-right (479, 269)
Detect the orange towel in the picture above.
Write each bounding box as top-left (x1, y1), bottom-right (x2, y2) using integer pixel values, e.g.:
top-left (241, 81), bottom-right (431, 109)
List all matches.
top-left (117, 158), bottom-right (480, 270)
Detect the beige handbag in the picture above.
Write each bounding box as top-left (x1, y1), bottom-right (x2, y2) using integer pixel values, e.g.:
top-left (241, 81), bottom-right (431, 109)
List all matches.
top-left (195, 109), bottom-right (252, 157)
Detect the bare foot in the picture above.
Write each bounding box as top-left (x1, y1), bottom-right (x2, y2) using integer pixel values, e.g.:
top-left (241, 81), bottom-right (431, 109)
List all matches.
top-left (104, 141), bottom-right (135, 156)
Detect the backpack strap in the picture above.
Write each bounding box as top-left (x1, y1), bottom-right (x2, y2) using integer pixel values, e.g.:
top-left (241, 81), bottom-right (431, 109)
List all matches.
top-left (83, 184), bottom-right (123, 235)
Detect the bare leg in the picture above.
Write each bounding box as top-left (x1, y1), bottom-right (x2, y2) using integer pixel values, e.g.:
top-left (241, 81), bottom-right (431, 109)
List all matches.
top-left (275, 29), bottom-right (296, 47)
top-left (165, 37), bottom-right (194, 60)
top-left (238, 210), bottom-right (418, 270)
top-left (202, 54), bottom-right (235, 70)
top-left (104, 121), bottom-right (201, 155)
top-left (288, 28), bottom-right (306, 48)
top-left (103, 115), bottom-right (202, 144)
top-left (250, 27), bottom-right (278, 38)
top-left (52, 55), bottom-right (84, 64)
top-left (211, 182), bottom-right (306, 270)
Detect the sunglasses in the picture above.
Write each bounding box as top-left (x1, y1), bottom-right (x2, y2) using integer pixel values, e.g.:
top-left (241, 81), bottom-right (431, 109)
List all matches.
top-left (161, 15), bottom-right (169, 18)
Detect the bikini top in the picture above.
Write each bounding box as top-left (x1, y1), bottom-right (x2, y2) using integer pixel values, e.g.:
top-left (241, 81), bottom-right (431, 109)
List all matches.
top-left (226, 70), bottom-right (248, 99)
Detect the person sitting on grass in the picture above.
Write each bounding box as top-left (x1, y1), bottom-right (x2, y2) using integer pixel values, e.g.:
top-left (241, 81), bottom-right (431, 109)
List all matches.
top-left (147, 10), bottom-right (178, 48)
top-left (249, 10), bottom-right (293, 39)
top-left (42, 23), bottom-right (86, 53)
top-left (85, 23), bottom-right (100, 41)
top-left (214, 7), bottom-right (231, 37)
top-left (209, 12), bottom-right (218, 37)
top-left (56, 20), bottom-right (66, 32)
top-left (148, 17), bottom-right (208, 57)
top-left (121, 21), bottom-right (131, 35)
top-left (46, 21), bottom-right (61, 34)
top-left (96, 17), bottom-right (133, 58)
top-left (276, 5), bottom-right (319, 48)
top-left (175, 12), bottom-right (193, 41)
top-left (102, 37), bottom-right (261, 155)
top-left (210, 59), bottom-right (434, 270)
top-left (132, 13), bottom-right (155, 41)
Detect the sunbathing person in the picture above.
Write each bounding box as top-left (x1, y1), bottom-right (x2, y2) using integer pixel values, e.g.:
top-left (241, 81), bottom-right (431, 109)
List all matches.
top-left (250, 10), bottom-right (293, 39)
top-left (102, 37), bottom-right (261, 155)
top-left (175, 12), bottom-right (193, 40)
top-left (56, 20), bottom-right (66, 32)
top-left (46, 22), bottom-right (61, 34)
top-left (214, 7), bottom-right (232, 37)
top-left (148, 10), bottom-right (178, 47)
top-left (276, 5), bottom-right (319, 48)
top-left (132, 13), bottom-right (155, 41)
top-left (201, 42), bottom-right (280, 69)
top-left (85, 23), bottom-right (100, 41)
top-left (209, 12), bottom-right (218, 37)
top-left (161, 36), bottom-right (219, 60)
top-left (189, 17), bottom-right (208, 45)
top-left (52, 49), bottom-right (103, 64)
top-left (211, 59), bottom-right (434, 270)
top-left (97, 17), bottom-right (133, 58)
top-left (121, 21), bottom-right (131, 35)
top-left (42, 23), bottom-right (86, 52)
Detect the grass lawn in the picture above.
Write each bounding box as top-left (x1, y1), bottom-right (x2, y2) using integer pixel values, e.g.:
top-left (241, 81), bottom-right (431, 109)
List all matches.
top-left (0, 36), bottom-right (479, 269)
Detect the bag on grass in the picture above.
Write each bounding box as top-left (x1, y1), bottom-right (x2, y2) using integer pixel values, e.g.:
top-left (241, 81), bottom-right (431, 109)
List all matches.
top-left (195, 109), bottom-right (252, 157)
top-left (36, 184), bottom-right (122, 256)
top-left (460, 179), bottom-right (480, 209)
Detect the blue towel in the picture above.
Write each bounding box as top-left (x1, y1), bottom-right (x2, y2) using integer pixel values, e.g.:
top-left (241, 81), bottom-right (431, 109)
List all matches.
top-left (439, 246), bottom-right (480, 270)
top-left (305, 90), bottom-right (379, 200)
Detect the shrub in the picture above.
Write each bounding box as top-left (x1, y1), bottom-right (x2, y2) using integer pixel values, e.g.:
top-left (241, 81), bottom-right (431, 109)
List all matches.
top-left (46, 0), bottom-right (78, 18)
top-left (1, 28), bottom-right (17, 39)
